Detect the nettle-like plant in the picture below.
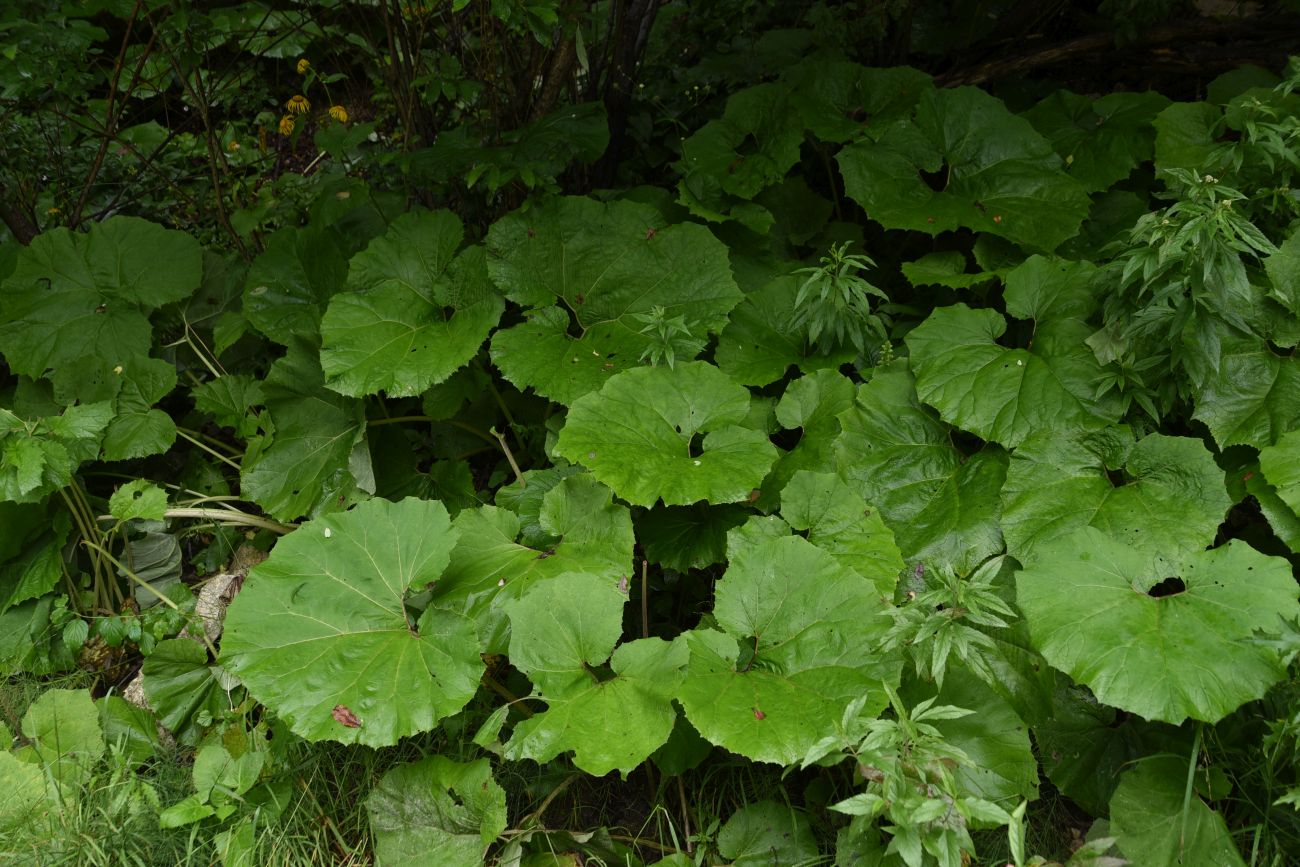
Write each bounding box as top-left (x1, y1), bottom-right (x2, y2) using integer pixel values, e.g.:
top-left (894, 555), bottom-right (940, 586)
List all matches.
top-left (2, 46), bottom-right (1300, 867)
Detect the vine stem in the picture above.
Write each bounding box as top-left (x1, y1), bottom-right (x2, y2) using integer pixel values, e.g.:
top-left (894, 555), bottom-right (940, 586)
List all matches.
top-left (526, 773), bottom-right (579, 827)
top-left (493, 427), bottom-right (525, 488)
top-left (482, 674), bottom-right (534, 718)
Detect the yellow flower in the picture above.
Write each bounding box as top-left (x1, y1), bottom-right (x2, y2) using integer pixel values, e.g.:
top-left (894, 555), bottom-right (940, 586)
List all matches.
top-left (296, 58), bottom-right (311, 75)
top-left (328, 104), bottom-right (348, 123)
top-left (278, 115), bottom-right (295, 136)
top-left (46, 207), bottom-right (60, 215)
top-left (228, 140), bottom-right (240, 151)
top-left (285, 94), bottom-right (310, 115)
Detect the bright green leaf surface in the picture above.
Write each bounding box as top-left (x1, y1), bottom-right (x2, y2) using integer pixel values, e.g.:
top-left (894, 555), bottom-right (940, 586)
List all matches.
top-left (0, 402), bottom-right (112, 503)
top-left (0, 503), bottom-right (69, 614)
top-left (505, 573), bottom-right (687, 775)
top-left (21, 688), bottom-right (104, 789)
top-left (835, 361), bottom-right (1007, 575)
top-left (556, 362), bottom-right (778, 507)
top-left (1265, 227), bottom-right (1300, 316)
top-left (487, 197), bottom-right (741, 404)
top-left (758, 369), bottom-right (856, 508)
top-left (367, 756), bottom-right (507, 867)
top-left (679, 535), bottom-right (895, 764)
top-left (0, 751), bottom-right (48, 830)
top-left (1001, 428), bottom-right (1230, 565)
top-left (222, 498), bottom-right (484, 746)
top-left (0, 217), bottom-right (201, 391)
top-left (320, 211), bottom-right (503, 397)
top-left (778, 470), bottom-right (903, 597)
top-left (1259, 430), bottom-right (1300, 516)
top-left (907, 304), bottom-right (1116, 448)
top-left (109, 479), bottom-right (168, 522)
top-left (1110, 757), bottom-right (1245, 867)
top-left (837, 87), bottom-right (1090, 250)
top-left (1016, 528), bottom-right (1299, 724)
top-left (438, 475), bottom-right (634, 653)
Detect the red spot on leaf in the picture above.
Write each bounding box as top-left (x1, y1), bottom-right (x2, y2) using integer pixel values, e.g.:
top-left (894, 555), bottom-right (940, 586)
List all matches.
top-left (993, 214), bottom-right (1003, 224)
top-left (332, 705), bottom-right (362, 728)
top-left (1243, 471), bottom-right (1255, 482)
top-left (753, 708), bottom-right (765, 720)
top-left (645, 227), bottom-right (658, 240)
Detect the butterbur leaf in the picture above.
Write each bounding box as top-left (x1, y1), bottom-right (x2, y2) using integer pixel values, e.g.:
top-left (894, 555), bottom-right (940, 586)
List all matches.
top-left (222, 498), bottom-right (484, 746)
top-left (716, 801), bottom-right (818, 866)
top-left (1016, 528), bottom-right (1300, 724)
top-left (837, 87), bottom-right (1090, 251)
top-left (785, 55), bottom-right (931, 143)
top-left (1192, 327), bottom-right (1300, 449)
top-left (487, 197), bottom-right (741, 404)
top-left (1110, 757), bottom-right (1246, 867)
top-left (320, 211), bottom-right (503, 397)
top-left (242, 224), bottom-right (348, 345)
top-left (503, 572), bottom-right (687, 776)
top-left (1001, 427), bottom-right (1230, 565)
top-left (1259, 430), bottom-right (1300, 516)
top-left (141, 638), bottom-right (229, 746)
top-left (437, 475), bottom-right (633, 653)
top-left (239, 338), bottom-right (372, 521)
top-left (678, 535), bottom-right (896, 764)
top-left (100, 357), bottom-right (178, 461)
top-left (1021, 90), bottom-right (1171, 192)
top-left (906, 304), bottom-right (1117, 448)
top-left (834, 360), bottom-right (1007, 575)
top-left (714, 275), bottom-right (855, 387)
top-left (20, 688), bottom-right (105, 789)
top-left (555, 362), bottom-right (778, 507)
top-left (0, 217), bottom-right (201, 395)
top-left (1264, 227), bottom-right (1300, 316)
top-left (758, 369), bottom-right (856, 509)
top-left (366, 756), bottom-right (507, 867)
top-left (0, 502), bottom-right (69, 614)
top-left (778, 470), bottom-right (903, 597)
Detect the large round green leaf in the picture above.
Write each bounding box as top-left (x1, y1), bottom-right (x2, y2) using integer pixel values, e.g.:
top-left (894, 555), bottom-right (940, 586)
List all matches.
top-left (1021, 90), bottom-right (1171, 193)
top-left (555, 362), bottom-right (778, 507)
top-left (1110, 757), bottom-right (1245, 867)
top-left (503, 572), bottom-right (687, 776)
top-left (836, 87), bottom-right (1090, 251)
top-left (242, 224), bottom-right (348, 346)
top-left (1016, 528), bottom-right (1300, 724)
top-left (0, 217), bottom-right (201, 393)
top-left (1001, 427), bottom-right (1230, 565)
top-left (834, 360), bottom-right (1007, 575)
top-left (320, 211), bottom-right (503, 397)
top-left (222, 497), bottom-right (483, 746)
top-left (678, 535), bottom-right (895, 764)
top-left (906, 304), bottom-right (1116, 448)
top-left (487, 197), bottom-right (741, 405)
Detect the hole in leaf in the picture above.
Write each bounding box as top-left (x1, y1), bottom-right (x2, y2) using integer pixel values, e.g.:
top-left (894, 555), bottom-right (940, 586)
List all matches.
top-left (1147, 576), bottom-right (1186, 598)
top-left (441, 305), bottom-right (456, 321)
top-left (563, 304), bottom-right (584, 338)
top-left (688, 432), bottom-right (704, 458)
top-left (920, 166), bottom-right (948, 192)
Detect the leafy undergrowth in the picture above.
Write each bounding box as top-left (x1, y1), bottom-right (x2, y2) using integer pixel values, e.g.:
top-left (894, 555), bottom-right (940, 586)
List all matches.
top-left (2, 15), bottom-right (1300, 867)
